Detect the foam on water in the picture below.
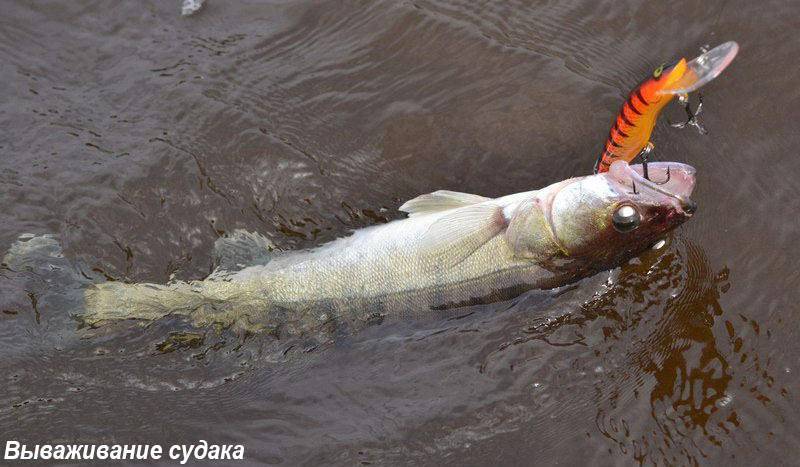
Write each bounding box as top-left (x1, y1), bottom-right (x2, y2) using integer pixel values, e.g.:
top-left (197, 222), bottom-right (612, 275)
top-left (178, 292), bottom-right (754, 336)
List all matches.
top-left (181, 0), bottom-right (204, 16)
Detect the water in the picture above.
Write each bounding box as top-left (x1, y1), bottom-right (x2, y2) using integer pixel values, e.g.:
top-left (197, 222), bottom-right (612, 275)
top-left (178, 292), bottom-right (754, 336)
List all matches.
top-left (1, 0), bottom-right (799, 464)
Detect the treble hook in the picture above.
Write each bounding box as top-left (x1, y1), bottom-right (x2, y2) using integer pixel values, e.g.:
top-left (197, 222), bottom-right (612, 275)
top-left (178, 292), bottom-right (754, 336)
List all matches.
top-left (670, 93), bottom-right (708, 135)
top-left (636, 142), bottom-right (655, 181)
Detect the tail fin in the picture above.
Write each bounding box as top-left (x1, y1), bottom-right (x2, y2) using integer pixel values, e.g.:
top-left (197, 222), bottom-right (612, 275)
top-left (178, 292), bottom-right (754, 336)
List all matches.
top-left (2, 234), bottom-right (90, 333)
top-left (4, 230), bottom-right (278, 330)
top-left (3, 234), bottom-right (81, 281)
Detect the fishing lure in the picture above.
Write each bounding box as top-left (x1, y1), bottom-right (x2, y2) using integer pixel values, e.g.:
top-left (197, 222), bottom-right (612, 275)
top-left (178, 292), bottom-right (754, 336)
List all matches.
top-left (594, 41), bottom-right (739, 175)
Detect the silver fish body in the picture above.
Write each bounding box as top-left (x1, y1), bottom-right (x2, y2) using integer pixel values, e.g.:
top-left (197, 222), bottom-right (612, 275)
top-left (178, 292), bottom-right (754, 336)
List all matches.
top-left (83, 161), bottom-right (696, 335)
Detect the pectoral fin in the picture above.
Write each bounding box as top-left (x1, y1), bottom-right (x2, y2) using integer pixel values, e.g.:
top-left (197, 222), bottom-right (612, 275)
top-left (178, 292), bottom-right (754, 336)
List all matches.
top-left (400, 190), bottom-right (490, 217)
top-left (418, 203), bottom-right (506, 266)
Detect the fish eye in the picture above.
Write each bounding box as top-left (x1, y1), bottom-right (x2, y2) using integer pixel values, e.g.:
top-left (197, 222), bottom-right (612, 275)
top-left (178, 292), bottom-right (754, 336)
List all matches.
top-left (653, 63), bottom-right (666, 78)
top-left (612, 204), bottom-right (641, 232)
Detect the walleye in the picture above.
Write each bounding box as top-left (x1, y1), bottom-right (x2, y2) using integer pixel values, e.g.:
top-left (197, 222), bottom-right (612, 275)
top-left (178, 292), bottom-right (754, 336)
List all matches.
top-left (82, 161), bottom-right (696, 335)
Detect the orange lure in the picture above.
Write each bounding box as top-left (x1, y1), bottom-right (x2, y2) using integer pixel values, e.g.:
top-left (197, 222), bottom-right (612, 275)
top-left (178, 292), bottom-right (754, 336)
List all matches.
top-left (594, 59), bottom-right (687, 173)
top-left (594, 41), bottom-right (739, 174)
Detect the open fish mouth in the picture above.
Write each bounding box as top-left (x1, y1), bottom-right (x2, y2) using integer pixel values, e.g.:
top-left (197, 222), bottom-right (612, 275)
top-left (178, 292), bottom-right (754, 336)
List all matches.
top-left (608, 161), bottom-right (697, 215)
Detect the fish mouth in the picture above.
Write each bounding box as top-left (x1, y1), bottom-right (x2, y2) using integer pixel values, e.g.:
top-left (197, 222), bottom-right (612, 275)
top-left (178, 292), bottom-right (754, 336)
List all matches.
top-left (607, 161), bottom-right (697, 215)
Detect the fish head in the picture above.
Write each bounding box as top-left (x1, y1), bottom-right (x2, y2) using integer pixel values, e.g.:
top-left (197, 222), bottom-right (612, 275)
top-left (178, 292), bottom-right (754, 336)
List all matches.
top-left (548, 161), bottom-right (696, 268)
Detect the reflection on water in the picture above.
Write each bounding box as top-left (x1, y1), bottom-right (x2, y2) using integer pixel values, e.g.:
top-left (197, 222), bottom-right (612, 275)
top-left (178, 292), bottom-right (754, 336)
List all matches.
top-left (592, 239), bottom-right (734, 463)
top-left (467, 235), bottom-right (790, 466)
top-left (1, 0), bottom-right (799, 464)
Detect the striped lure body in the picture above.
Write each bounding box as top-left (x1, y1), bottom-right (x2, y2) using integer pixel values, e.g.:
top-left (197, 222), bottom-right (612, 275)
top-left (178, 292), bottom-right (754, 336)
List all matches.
top-left (594, 41), bottom-right (740, 174)
top-left (594, 59), bottom-right (688, 173)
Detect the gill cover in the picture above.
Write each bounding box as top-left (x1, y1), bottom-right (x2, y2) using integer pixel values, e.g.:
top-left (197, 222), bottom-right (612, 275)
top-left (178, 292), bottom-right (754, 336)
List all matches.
top-left (505, 199), bottom-right (563, 262)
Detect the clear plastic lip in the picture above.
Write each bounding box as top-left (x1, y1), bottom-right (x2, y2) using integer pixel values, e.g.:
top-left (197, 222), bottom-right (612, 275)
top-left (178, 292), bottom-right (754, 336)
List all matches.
top-left (656, 41), bottom-right (739, 95)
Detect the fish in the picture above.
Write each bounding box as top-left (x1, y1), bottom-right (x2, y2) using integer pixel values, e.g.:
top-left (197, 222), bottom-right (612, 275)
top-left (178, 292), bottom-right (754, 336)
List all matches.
top-left (594, 41), bottom-right (739, 174)
top-left (77, 161), bottom-right (697, 337)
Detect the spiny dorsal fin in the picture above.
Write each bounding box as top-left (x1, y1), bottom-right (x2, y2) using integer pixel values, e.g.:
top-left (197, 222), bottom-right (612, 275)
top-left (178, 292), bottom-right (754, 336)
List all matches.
top-left (399, 190), bottom-right (490, 217)
top-left (417, 203), bottom-right (506, 267)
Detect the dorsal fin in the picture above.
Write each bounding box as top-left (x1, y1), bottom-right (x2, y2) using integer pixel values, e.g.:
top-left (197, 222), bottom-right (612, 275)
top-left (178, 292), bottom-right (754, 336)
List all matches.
top-left (399, 190), bottom-right (490, 217)
top-left (417, 203), bottom-right (506, 267)
top-left (211, 229), bottom-right (276, 275)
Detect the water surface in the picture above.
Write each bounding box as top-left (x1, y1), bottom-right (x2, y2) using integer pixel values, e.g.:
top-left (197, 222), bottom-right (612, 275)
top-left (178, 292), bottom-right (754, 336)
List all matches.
top-left (1, 0), bottom-right (799, 464)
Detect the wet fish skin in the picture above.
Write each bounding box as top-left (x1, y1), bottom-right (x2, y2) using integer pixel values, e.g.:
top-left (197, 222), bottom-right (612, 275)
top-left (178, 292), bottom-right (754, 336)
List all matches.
top-left (83, 162), bottom-right (696, 334)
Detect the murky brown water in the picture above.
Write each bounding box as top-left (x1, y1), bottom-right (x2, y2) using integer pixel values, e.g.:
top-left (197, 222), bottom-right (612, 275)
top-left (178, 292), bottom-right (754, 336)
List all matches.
top-left (2, 0), bottom-right (799, 465)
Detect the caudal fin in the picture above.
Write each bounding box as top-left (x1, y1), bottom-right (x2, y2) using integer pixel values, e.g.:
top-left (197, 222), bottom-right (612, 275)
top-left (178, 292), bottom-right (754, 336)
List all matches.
top-left (1, 234), bottom-right (91, 331)
top-left (4, 231), bottom-right (277, 331)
